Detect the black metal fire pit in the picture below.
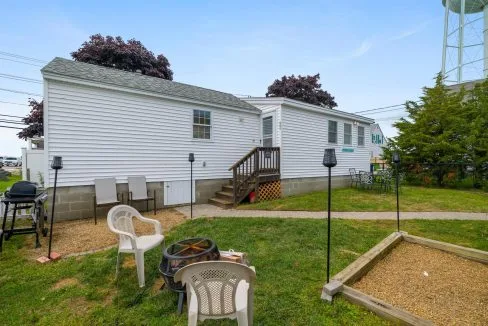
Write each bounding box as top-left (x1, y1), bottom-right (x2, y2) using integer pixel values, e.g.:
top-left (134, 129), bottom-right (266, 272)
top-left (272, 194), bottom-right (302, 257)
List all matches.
top-left (159, 237), bottom-right (219, 313)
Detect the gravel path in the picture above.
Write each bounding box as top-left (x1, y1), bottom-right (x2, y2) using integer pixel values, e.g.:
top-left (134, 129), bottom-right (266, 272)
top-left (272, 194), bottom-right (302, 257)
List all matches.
top-left (176, 204), bottom-right (488, 220)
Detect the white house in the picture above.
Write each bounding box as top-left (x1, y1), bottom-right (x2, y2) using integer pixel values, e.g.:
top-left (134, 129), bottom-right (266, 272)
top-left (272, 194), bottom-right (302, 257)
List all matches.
top-left (42, 58), bottom-right (374, 219)
top-left (370, 123), bottom-right (387, 168)
top-left (243, 97), bottom-right (374, 196)
top-left (21, 137), bottom-right (45, 186)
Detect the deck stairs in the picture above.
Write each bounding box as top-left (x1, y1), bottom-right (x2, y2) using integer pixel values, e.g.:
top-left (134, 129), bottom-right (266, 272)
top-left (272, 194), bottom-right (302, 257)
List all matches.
top-left (208, 147), bottom-right (280, 209)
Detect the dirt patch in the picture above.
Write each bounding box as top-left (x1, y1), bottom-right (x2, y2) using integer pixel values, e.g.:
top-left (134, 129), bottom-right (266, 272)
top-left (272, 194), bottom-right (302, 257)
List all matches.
top-left (64, 297), bottom-right (93, 316)
top-left (353, 242), bottom-right (488, 326)
top-left (26, 208), bottom-right (186, 258)
top-left (52, 277), bottom-right (80, 290)
top-left (150, 277), bottom-right (165, 296)
top-left (122, 256), bottom-right (136, 268)
top-left (102, 289), bottom-right (117, 306)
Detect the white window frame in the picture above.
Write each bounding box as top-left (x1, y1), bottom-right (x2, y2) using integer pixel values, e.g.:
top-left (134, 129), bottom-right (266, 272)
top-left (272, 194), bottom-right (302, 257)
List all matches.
top-left (343, 123), bottom-right (352, 145)
top-left (358, 125), bottom-right (365, 146)
top-left (192, 109), bottom-right (212, 141)
top-left (262, 115), bottom-right (274, 147)
top-left (328, 120), bottom-right (338, 144)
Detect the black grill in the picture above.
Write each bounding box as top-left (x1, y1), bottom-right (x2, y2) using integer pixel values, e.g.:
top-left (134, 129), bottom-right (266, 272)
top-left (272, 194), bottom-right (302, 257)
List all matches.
top-left (5, 181), bottom-right (38, 199)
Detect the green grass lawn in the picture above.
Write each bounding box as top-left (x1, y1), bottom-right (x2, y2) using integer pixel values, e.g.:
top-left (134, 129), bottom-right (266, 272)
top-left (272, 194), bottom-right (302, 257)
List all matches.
top-left (0, 217), bottom-right (486, 325)
top-left (0, 174), bottom-right (21, 194)
top-left (239, 186), bottom-right (488, 212)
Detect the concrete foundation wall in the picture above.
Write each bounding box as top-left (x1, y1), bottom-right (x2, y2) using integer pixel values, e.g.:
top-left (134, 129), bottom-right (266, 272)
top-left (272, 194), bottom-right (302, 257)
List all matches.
top-left (47, 178), bottom-right (229, 220)
top-left (47, 182), bottom-right (165, 221)
top-left (195, 178), bottom-right (228, 204)
top-left (281, 175), bottom-right (349, 197)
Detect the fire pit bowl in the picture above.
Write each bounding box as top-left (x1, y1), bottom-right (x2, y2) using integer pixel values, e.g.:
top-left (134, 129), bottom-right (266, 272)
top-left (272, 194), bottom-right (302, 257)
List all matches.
top-left (159, 237), bottom-right (220, 313)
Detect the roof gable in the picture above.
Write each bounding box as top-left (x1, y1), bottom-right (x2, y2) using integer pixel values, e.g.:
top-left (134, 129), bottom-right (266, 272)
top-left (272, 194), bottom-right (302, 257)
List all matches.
top-left (42, 57), bottom-right (259, 112)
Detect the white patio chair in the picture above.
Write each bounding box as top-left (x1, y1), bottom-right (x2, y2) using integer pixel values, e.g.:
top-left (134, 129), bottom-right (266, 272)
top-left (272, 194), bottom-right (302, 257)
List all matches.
top-left (174, 261), bottom-right (256, 326)
top-left (107, 205), bottom-right (164, 288)
top-left (128, 176), bottom-right (156, 215)
top-left (94, 178), bottom-right (121, 224)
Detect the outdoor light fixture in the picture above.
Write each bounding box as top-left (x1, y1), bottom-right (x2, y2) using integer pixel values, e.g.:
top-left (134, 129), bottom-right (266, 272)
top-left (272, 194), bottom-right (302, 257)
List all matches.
top-left (322, 148), bottom-right (337, 283)
top-left (392, 152), bottom-right (400, 232)
top-left (48, 156), bottom-right (63, 260)
top-left (392, 152), bottom-right (400, 164)
top-left (188, 153), bottom-right (195, 219)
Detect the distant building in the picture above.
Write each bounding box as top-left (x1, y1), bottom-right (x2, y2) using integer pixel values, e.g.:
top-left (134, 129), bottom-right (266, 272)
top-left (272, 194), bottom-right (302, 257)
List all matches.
top-left (370, 124), bottom-right (386, 167)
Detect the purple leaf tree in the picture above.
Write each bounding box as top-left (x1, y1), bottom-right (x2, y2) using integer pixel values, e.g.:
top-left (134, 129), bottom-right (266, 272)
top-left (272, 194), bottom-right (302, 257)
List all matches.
top-left (266, 74), bottom-right (337, 109)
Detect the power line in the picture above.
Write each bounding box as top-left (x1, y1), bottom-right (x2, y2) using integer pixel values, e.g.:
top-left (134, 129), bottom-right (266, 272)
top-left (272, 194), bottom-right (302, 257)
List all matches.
top-left (0, 119), bottom-right (24, 125)
top-left (0, 57), bottom-right (43, 67)
top-left (375, 115), bottom-right (405, 122)
top-left (0, 73), bottom-right (42, 84)
top-left (0, 125), bottom-right (22, 130)
top-left (354, 101), bottom-right (422, 114)
top-left (0, 100), bottom-right (29, 106)
top-left (0, 113), bottom-right (24, 119)
top-left (0, 51), bottom-right (47, 63)
top-left (361, 106), bottom-right (407, 116)
top-left (0, 88), bottom-right (42, 97)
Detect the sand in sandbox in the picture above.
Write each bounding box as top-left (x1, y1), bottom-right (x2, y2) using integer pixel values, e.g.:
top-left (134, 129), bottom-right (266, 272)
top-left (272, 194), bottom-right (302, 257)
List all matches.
top-left (353, 242), bottom-right (488, 326)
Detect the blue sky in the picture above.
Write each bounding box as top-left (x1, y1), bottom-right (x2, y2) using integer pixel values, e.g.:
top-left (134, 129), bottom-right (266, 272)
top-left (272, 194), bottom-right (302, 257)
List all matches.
top-left (0, 1), bottom-right (445, 156)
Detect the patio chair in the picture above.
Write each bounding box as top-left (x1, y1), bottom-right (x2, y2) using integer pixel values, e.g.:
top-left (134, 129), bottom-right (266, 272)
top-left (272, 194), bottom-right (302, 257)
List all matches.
top-left (358, 171), bottom-right (374, 190)
top-left (174, 261), bottom-right (256, 326)
top-left (94, 178), bottom-right (121, 225)
top-left (128, 176), bottom-right (156, 215)
top-left (380, 169), bottom-right (393, 193)
top-left (349, 168), bottom-right (359, 188)
top-left (107, 205), bottom-right (164, 288)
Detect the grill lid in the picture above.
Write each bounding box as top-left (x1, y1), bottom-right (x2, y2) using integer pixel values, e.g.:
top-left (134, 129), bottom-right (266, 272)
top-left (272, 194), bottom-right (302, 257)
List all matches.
top-left (5, 181), bottom-right (38, 198)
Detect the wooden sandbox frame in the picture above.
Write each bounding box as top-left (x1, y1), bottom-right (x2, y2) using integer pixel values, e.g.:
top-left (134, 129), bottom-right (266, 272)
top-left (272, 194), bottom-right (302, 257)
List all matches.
top-left (321, 232), bottom-right (488, 326)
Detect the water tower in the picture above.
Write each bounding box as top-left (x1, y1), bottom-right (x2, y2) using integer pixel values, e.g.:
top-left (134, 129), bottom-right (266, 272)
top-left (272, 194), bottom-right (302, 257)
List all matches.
top-left (441, 0), bottom-right (488, 83)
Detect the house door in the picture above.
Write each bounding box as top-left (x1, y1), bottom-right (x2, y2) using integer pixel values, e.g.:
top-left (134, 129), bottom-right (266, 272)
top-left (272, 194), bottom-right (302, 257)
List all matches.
top-left (262, 116), bottom-right (273, 147)
top-left (164, 180), bottom-right (195, 206)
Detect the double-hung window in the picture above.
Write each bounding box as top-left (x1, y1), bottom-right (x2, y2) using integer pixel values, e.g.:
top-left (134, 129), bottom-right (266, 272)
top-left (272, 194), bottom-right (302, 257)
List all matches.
top-left (193, 109), bottom-right (211, 139)
top-left (328, 120), bottom-right (338, 144)
top-left (343, 123), bottom-right (352, 145)
top-left (358, 126), bottom-right (365, 146)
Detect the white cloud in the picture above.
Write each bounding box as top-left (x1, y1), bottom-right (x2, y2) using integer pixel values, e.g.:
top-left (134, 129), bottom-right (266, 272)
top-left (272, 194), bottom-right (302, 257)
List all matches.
top-left (350, 39), bottom-right (373, 58)
top-left (320, 37), bottom-right (374, 62)
top-left (389, 21), bottom-right (430, 41)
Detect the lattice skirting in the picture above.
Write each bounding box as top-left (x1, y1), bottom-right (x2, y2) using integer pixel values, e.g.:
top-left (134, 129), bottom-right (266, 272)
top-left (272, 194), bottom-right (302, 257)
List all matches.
top-left (258, 180), bottom-right (281, 201)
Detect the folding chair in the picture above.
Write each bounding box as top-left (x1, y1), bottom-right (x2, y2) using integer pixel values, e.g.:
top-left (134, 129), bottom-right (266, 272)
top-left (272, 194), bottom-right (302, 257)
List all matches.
top-left (128, 176), bottom-right (156, 215)
top-left (93, 178), bottom-right (121, 224)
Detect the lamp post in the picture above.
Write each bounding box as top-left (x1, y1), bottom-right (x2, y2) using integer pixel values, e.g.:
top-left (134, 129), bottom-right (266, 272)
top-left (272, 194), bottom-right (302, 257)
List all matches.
top-left (392, 152), bottom-right (401, 232)
top-left (48, 156), bottom-right (63, 259)
top-left (323, 148), bottom-right (337, 283)
top-left (188, 153), bottom-right (195, 220)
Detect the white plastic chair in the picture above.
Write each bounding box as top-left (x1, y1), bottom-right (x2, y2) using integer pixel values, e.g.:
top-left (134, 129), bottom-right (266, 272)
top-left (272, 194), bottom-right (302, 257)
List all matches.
top-left (174, 261), bottom-right (256, 326)
top-left (107, 205), bottom-right (164, 287)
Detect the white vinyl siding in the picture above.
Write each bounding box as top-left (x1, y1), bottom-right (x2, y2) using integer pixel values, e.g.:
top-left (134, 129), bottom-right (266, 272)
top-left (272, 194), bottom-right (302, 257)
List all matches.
top-left (280, 105), bottom-right (371, 178)
top-left (343, 123), bottom-right (352, 145)
top-left (45, 80), bottom-right (260, 187)
top-left (328, 120), bottom-right (337, 144)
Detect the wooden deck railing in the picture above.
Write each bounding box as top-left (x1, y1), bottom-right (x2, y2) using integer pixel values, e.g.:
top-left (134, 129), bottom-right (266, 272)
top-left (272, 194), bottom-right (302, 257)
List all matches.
top-left (228, 147), bottom-right (280, 205)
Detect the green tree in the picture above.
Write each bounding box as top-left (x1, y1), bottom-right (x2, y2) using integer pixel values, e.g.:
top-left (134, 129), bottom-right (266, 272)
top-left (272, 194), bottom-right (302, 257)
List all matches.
top-left (388, 73), bottom-right (466, 186)
top-left (461, 80), bottom-right (488, 186)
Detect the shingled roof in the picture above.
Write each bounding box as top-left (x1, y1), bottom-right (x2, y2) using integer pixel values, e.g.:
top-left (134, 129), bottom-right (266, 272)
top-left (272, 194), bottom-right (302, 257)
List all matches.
top-left (41, 57), bottom-right (259, 112)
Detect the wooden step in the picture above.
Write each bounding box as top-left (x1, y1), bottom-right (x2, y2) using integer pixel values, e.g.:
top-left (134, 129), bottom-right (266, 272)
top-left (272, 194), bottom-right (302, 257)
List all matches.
top-left (222, 185), bottom-right (234, 192)
top-left (208, 197), bottom-right (234, 209)
top-left (216, 191), bottom-right (233, 201)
